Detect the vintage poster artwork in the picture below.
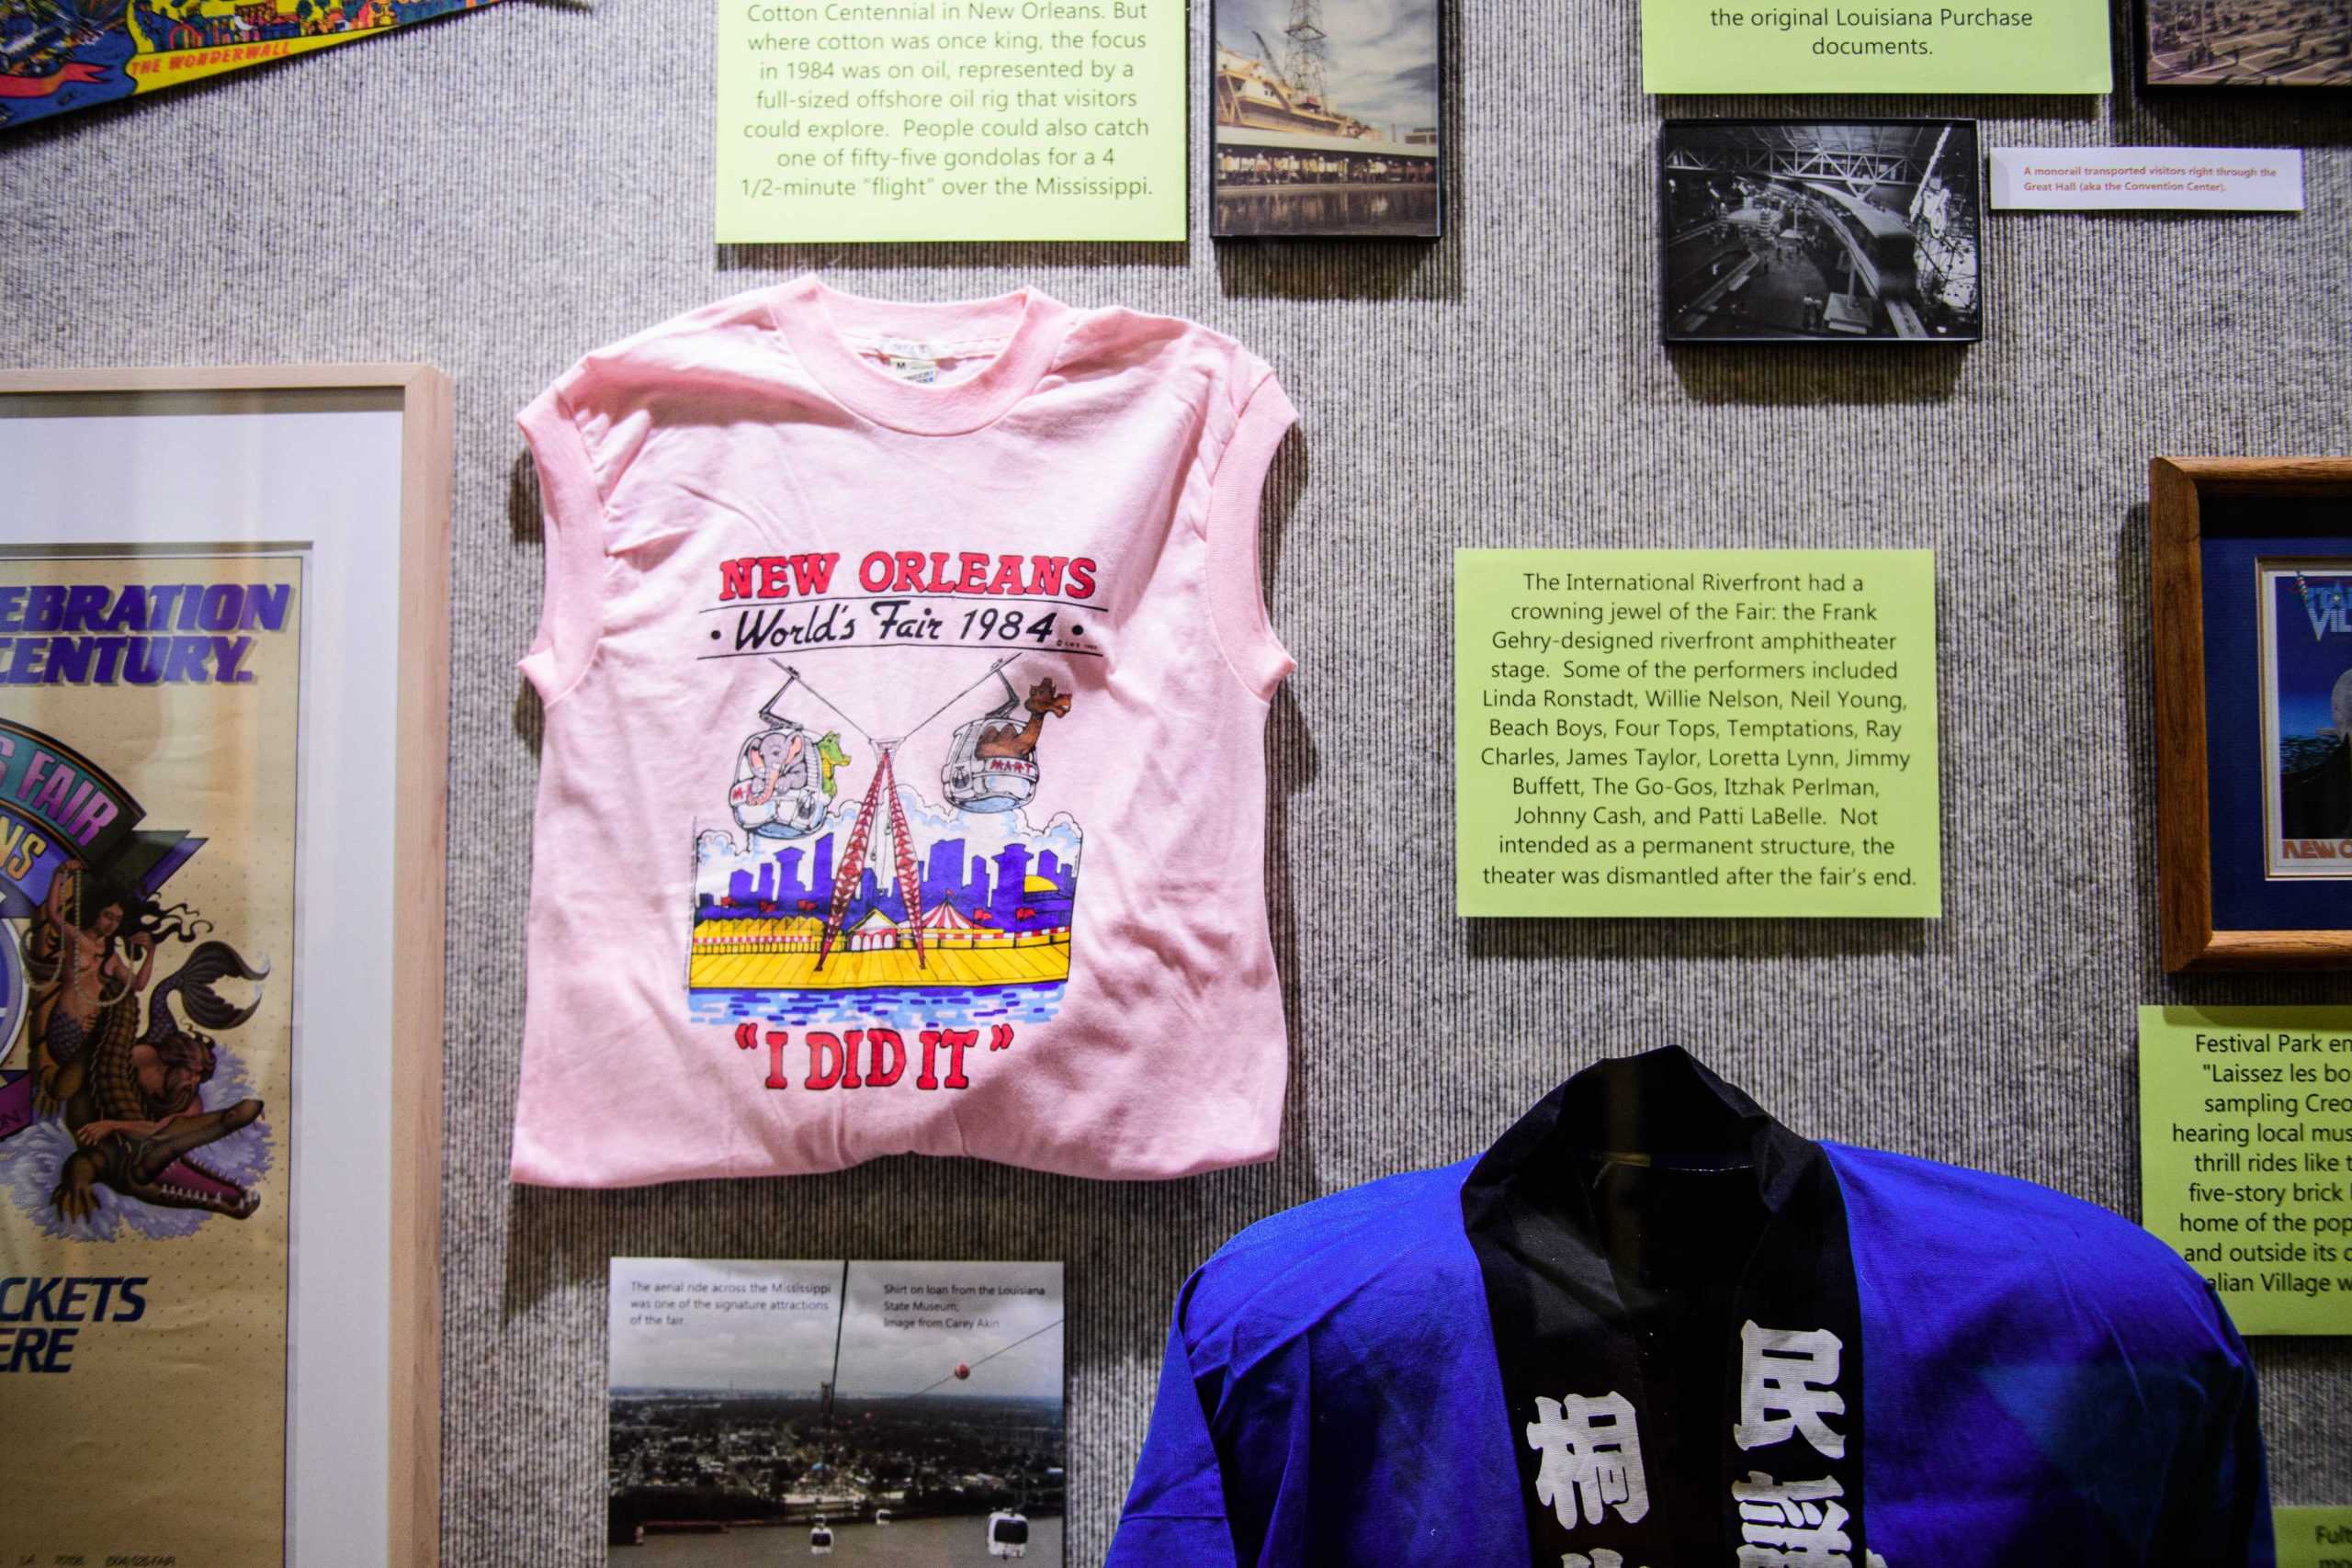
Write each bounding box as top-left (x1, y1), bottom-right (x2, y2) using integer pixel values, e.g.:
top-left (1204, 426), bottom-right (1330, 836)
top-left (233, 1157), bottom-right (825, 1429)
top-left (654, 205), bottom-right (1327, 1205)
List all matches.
top-left (607, 1258), bottom-right (1067, 1562)
top-left (0, 0), bottom-right (506, 133)
top-left (0, 551), bottom-right (301, 1563)
top-left (2260, 559), bottom-right (2352, 878)
top-left (689, 548), bottom-right (1099, 1097)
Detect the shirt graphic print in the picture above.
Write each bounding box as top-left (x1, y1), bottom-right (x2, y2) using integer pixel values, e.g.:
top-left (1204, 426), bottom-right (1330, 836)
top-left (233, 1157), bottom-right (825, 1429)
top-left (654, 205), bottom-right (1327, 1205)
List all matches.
top-left (695, 557), bottom-right (1095, 1041)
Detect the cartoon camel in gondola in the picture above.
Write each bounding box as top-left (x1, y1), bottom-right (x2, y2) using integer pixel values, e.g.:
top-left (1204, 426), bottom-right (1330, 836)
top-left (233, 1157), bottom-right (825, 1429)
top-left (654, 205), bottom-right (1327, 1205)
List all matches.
top-left (944, 667), bottom-right (1072, 813)
top-left (974, 678), bottom-right (1071, 761)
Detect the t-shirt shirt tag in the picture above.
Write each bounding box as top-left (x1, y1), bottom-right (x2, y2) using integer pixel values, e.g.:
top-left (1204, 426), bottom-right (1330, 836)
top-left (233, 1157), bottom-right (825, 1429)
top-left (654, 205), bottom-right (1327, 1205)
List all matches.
top-left (879, 336), bottom-right (942, 383)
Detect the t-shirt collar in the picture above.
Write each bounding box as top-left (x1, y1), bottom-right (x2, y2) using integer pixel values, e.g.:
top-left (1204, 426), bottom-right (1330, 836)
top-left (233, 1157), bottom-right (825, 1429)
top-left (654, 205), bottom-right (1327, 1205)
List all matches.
top-left (766, 275), bottom-right (1074, 436)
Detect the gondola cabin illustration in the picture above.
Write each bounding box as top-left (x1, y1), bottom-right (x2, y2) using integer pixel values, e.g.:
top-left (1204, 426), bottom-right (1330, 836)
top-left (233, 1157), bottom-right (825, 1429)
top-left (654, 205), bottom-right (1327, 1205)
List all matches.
top-left (942, 662), bottom-right (1070, 814)
top-left (808, 1517), bottom-right (833, 1555)
top-left (729, 669), bottom-right (849, 841)
top-left (987, 1509), bottom-right (1031, 1558)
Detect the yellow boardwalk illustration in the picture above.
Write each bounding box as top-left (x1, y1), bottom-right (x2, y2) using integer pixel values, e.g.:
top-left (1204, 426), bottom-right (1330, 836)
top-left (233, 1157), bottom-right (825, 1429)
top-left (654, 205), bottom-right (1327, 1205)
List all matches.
top-left (690, 917), bottom-right (1070, 991)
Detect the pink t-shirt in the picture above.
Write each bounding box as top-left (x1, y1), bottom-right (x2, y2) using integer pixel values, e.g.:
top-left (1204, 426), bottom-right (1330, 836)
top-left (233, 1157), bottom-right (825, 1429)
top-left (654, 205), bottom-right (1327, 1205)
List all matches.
top-left (509, 277), bottom-right (1296, 1186)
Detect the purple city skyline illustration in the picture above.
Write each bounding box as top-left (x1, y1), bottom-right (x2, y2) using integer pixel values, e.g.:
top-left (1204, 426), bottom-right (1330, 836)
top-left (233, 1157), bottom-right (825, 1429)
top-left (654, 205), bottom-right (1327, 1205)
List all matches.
top-left (698, 832), bottom-right (1078, 934)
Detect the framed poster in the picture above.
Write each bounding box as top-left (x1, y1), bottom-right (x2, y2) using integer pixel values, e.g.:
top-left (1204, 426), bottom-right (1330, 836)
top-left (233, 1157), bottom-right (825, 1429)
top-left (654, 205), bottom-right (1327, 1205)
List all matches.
top-left (1659, 119), bottom-right (1983, 345)
top-left (2141, 0), bottom-right (2352, 87)
top-left (2258, 558), bottom-right (2352, 874)
top-left (2152, 456), bottom-right (2352, 970)
top-left (0, 367), bottom-right (450, 1565)
top-left (1209, 0), bottom-right (1442, 237)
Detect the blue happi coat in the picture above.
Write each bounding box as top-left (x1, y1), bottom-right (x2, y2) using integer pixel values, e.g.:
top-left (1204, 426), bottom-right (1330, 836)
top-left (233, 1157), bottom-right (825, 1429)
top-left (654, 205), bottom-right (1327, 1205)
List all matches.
top-left (1110, 1051), bottom-right (2271, 1568)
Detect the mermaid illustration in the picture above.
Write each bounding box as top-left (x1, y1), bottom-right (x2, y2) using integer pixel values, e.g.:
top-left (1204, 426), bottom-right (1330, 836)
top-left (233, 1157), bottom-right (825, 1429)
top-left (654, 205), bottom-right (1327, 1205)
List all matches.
top-left (21, 860), bottom-right (269, 1223)
top-left (27, 861), bottom-right (177, 1109)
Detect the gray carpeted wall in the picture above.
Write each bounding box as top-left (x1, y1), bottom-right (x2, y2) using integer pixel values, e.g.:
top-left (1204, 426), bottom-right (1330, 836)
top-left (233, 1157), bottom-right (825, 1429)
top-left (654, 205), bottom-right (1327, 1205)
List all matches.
top-left (4, 0), bottom-right (2349, 1559)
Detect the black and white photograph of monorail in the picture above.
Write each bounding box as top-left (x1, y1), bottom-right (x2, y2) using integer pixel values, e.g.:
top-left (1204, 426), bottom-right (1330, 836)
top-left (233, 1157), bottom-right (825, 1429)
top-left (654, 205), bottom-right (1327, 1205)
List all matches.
top-left (1659, 119), bottom-right (1983, 345)
top-left (1211, 0), bottom-right (1442, 237)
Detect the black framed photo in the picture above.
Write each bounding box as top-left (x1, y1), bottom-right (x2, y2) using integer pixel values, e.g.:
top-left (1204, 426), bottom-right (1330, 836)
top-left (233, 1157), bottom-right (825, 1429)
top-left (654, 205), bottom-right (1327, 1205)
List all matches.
top-left (1659, 119), bottom-right (1983, 346)
top-left (2142, 0), bottom-right (2352, 86)
top-left (1210, 0), bottom-right (1442, 238)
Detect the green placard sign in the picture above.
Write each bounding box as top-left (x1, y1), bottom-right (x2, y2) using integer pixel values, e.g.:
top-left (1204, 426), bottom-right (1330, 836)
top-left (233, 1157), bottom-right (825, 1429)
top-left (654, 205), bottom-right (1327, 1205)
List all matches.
top-left (1453, 549), bottom-right (1940, 919)
top-left (715, 0), bottom-right (1187, 243)
top-left (2277, 1507), bottom-right (2352, 1568)
top-left (2140, 1007), bottom-right (2352, 1336)
top-left (1639, 0), bottom-right (2111, 93)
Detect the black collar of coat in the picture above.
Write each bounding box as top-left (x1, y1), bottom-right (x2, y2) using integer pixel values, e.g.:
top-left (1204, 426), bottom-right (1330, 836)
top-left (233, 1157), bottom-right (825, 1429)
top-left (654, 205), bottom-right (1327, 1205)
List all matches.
top-left (1461, 1046), bottom-right (1868, 1567)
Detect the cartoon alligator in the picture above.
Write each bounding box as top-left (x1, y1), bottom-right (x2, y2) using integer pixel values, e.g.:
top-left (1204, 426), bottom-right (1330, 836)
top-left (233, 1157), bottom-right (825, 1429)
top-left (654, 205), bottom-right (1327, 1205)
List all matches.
top-left (48, 941), bottom-right (269, 1224)
top-left (975, 678), bottom-right (1071, 761)
top-left (815, 731), bottom-right (851, 795)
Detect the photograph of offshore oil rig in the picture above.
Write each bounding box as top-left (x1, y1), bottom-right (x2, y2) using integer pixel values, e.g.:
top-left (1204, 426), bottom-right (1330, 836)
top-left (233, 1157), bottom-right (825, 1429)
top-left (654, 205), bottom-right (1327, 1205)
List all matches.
top-left (1210, 0), bottom-right (1441, 236)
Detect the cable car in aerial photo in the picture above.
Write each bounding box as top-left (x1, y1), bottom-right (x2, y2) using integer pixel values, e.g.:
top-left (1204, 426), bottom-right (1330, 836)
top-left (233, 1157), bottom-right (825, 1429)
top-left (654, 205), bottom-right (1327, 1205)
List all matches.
top-left (986, 1508), bottom-right (1031, 1559)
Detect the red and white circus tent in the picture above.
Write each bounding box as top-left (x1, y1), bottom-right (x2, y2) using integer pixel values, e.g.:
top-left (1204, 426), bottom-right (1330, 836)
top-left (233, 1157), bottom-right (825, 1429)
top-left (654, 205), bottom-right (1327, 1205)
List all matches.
top-left (918, 898), bottom-right (982, 932)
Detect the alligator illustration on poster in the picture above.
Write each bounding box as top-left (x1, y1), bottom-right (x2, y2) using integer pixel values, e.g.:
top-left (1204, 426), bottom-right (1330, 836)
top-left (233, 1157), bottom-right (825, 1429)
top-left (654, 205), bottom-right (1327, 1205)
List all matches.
top-left (26, 859), bottom-right (270, 1224)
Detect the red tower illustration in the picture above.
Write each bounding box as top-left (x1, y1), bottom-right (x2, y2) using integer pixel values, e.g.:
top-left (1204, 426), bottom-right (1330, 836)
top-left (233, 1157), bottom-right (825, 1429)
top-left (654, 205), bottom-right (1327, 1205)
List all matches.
top-left (814, 742), bottom-right (927, 972)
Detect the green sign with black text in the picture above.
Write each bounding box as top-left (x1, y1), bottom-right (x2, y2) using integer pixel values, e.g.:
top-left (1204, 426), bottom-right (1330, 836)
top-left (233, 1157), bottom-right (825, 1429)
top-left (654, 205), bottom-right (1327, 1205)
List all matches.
top-left (1640, 0), bottom-right (2111, 93)
top-left (2276, 1507), bottom-right (2352, 1568)
top-left (1454, 549), bottom-right (1940, 919)
top-left (2140, 1007), bottom-right (2352, 1336)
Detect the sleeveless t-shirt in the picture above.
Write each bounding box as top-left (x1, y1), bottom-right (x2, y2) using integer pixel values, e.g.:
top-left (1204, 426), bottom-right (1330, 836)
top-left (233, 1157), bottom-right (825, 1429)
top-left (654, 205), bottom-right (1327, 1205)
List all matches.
top-left (508, 278), bottom-right (1297, 1186)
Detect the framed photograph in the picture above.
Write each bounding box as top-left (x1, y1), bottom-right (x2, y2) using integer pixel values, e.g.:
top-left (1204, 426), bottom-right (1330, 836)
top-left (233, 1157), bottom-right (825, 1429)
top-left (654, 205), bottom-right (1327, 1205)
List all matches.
top-left (0, 367), bottom-right (451, 1564)
top-left (1209, 0), bottom-right (1442, 238)
top-left (608, 1258), bottom-right (1067, 1562)
top-left (2142, 0), bottom-right (2352, 86)
top-left (2152, 457), bottom-right (2352, 970)
top-left (1659, 119), bottom-right (1984, 345)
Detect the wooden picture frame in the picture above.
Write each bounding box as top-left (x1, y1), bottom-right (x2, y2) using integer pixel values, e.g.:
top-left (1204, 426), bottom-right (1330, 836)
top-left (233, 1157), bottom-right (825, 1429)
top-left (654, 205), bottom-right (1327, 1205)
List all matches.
top-left (2152, 456), bottom-right (2352, 971)
top-left (0, 366), bottom-right (450, 1565)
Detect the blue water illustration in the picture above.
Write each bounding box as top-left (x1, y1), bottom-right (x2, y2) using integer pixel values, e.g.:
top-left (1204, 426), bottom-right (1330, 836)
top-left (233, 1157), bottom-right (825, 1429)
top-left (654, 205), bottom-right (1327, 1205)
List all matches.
top-left (689, 982), bottom-right (1066, 1031)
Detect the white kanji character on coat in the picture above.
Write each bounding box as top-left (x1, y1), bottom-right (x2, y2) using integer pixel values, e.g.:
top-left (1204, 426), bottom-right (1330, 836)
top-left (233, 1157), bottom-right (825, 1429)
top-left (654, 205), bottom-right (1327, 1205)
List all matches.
top-left (1733, 1321), bottom-right (1847, 1460)
top-left (1525, 1391), bottom-right (1650, 1529)
top-left (1733, 1471), bottom-right (1851, 1566)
